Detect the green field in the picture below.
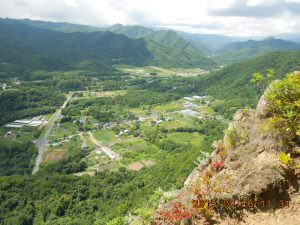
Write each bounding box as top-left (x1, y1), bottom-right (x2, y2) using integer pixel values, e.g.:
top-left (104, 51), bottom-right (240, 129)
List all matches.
top-left (92, 129), bottom-right (117, 144)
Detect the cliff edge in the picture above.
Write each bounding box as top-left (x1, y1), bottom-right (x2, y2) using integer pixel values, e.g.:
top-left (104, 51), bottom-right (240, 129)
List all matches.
top-left (153, 72), bottom-right (300, 225)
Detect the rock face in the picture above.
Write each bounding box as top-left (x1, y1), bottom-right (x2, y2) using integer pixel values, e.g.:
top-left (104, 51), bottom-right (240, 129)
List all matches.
top-left (255, 80), bottom-right (279, 119)
top-left (256, 93), bottom-right (269, 119)
top-left (184, 106), bottom-right (285, 199)
top-left (154, 82), bottom-right (300, 224)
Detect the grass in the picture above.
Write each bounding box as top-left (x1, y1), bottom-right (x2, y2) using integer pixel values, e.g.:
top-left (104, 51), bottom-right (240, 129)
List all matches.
top-left (117, 65), bottom-right (209, 77)
top-left (49, 122), bottom-right (78, 141)
top-left (92, 129), bottom-right (116, 144)
top-left (42, 136), bottom-right (82, 168)
top-left (164, 132), bottom-right (203, 147)
top-left (113, 138), bottom-right (160, 165)
top-left (153, 101), bottom-right (183, 113)
top-left (0, 126), bottom-right (40, 143)
top-left (199, 105), bottom-right (216, 115)
top-left (158, 114), bottom-right (196, 130)
top-left (78, 90), bottom-right (126, 98)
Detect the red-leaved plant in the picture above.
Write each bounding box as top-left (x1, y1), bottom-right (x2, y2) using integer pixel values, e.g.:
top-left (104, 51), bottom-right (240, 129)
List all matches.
top-left (156, 201), bottom-right (191, 224)
top-left (210, 160), bottom-right (225, 172)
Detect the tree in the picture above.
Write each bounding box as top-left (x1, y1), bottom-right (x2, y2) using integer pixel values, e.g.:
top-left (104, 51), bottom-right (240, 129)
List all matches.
top-left (251, 69), bottom-right (275, 94)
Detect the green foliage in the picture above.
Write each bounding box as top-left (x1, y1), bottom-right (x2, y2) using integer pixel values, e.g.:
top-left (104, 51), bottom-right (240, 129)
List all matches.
top-left (213, 38), bottom-right (300, 64)
top-left (2, 18), bottom-right (300, 225)
top-left (107, 24), bottom-right (217, 69)
top-left (251, 69), bottom-right (275, 94)
top-left (278, 152), bottom-right (294, 166)
top-left (0, 18), bottom-right (216, 73)
top-left (0, 83), bottom-right (64, 125)
top-left (197, 51), bottom-right (300, 118)
top-left (224, 127), bottom-right (238, 149)
top-left (0, 118), bottom-right (225, 224)
top-left (145, 31), bottom-right (216, 69)
top-left (106, 217), bottom-right (127, 225)
top-left (0, 140), bottom-right (36, 176)
top-left (0, 127), bottom-right (39, 175)
top-left (266, 73), bottom-right (300, 146)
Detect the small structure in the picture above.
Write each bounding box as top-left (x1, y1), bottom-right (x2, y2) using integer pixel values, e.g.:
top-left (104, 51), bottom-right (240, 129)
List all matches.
top-left (4, 131), bottom-right (12, 138)
top-left (96, 150), bottom-right (102, 155)
top-left (5, 116), bottom-right (45, 128)
top-left (1, 83), bottom-right (7, 90)
top-left (52, 142), bottom-right (61, 147)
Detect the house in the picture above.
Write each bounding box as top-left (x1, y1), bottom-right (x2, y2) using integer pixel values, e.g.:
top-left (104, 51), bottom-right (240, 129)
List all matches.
top-left (52, 142), bottom-right (61, 147)
top-left (1, 83), bottom-right (7, 90)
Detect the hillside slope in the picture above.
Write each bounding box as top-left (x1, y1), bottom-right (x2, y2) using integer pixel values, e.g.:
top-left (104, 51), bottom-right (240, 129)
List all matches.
top-left (196, 51), bottom-right (300, 118)
top-left (0, 19), bottom-right (151, 70)
top-left (213, 38), bottom-right (300, 64)
top-left (0, 19), bottom-right (217, 71)
top-left (106, 24), bottom-right (154, 39)
top-left (154, 72), bottom-right (300, 224)
top-left (15, 18), bottom-right (101, 33)
top-left (106, 24), bottom-right (217, 69)
top-left (144, 30), bottom-right (217, 68)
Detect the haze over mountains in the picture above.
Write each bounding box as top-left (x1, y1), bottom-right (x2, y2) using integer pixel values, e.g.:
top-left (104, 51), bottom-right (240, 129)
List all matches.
top-left (1, 18), bottom-right (300, 73)
top-left (0, 19), bottom-right (216, 71)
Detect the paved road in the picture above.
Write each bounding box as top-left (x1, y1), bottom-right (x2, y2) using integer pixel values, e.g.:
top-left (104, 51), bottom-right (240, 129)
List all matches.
top-left (32, 94), bottom-right (72, 174)
top-left (88, 132), bottom-right (120, 160)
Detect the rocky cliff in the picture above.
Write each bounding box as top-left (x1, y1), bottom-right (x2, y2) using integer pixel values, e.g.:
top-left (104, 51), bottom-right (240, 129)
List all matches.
top-left (153, 72), bottom-right (300, 225)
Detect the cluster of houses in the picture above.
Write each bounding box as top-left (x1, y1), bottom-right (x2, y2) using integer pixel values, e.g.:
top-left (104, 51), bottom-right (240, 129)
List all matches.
top-left (5, 116), bottom-right (46, 128)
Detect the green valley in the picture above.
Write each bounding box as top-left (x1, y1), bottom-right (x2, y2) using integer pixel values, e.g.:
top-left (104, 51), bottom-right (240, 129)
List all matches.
top-left (0, 15), bottom-right (300, 225)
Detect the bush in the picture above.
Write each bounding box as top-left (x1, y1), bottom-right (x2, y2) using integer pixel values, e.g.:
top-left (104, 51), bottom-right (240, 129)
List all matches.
top-left (266, 72), bottom-right (300, 147)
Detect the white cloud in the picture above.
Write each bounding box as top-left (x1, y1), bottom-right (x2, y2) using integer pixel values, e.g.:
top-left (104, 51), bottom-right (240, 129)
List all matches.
top-left (0, 0), bottom-right (299, 37)
top-left (246, 0), bottom-right (278, 7)
top-left (64, 0), bottom-right (79, 8)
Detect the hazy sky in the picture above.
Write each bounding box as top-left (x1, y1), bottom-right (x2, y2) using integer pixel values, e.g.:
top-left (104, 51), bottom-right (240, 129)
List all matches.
top-left (1, 0), bottom-right (300, 37)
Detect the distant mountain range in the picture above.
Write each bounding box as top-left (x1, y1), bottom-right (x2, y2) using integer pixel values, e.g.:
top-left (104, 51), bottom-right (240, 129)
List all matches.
top-left (212, 38), bottom-right (300, 64)
top-left (0, 19), bottom-right (152, 72)
top-left (15, 18), bottom-right (102, 33)
top-left (1, 18), bottom-right (300, 71)
top-left (97, 23), bottom-right (300, 65)
top-left (106, 24), bottom-right (217, 68)
top-left (0, 19), bottom-right (217, 70)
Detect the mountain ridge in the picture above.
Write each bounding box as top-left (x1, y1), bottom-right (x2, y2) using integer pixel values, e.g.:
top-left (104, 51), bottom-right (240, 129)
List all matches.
top-left (213, 37), bottom-right (300, 64)
top-left (0, 19), bottom-right (217, 71)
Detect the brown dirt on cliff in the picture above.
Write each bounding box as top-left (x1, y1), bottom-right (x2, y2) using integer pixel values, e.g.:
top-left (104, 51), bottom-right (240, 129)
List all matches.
top-left (154, 86), bottom-right (300, 225)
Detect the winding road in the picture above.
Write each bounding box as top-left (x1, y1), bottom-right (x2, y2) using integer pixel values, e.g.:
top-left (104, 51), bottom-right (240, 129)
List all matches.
top-left (32, 94), bottom-right (72, 174)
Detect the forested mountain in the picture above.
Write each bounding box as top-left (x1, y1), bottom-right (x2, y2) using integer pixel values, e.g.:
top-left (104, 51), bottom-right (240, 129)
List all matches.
top-left (0, 19), bottom-right (151, 72)
top-left (197, 51), bottom-right (300, 117)
top-left (213, 38), bottom-right (300, 64)
top-left (106, 24), bottom-right (154, 39)
top-left (15, 18), bottom-right (101, 33)
top-left (177, 32), bottom-right (242, 52)
top-left (0, 19), bottom-right (217, 73)
top-left (144, 30), bottom-right (217, 68)
top-left (105, 24), bottom-right (217, 68)
top-left (106, 24), bottom-right (239, 53)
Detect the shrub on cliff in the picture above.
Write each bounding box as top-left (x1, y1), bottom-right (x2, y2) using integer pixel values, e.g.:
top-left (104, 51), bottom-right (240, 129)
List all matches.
top-left (266, 72), bottom-right (300, 148)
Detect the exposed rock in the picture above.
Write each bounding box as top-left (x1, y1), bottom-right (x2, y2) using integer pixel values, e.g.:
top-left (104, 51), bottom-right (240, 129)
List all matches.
top-left (255, 80), bottom-right (280, 119)
top-left (154, 83), bottom-right (300, 224)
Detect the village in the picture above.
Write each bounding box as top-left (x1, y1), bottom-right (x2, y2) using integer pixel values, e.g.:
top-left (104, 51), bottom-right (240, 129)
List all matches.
top-left (2, 85), bottom-right (225, 176)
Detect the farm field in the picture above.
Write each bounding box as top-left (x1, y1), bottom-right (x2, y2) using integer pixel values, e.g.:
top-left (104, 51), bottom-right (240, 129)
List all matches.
top-left (38, 90), bottom-right (223, 174)
top-left (117, 65), bottom-right (210, 77)
top-left (1, 79), bottom-right (225, 177)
